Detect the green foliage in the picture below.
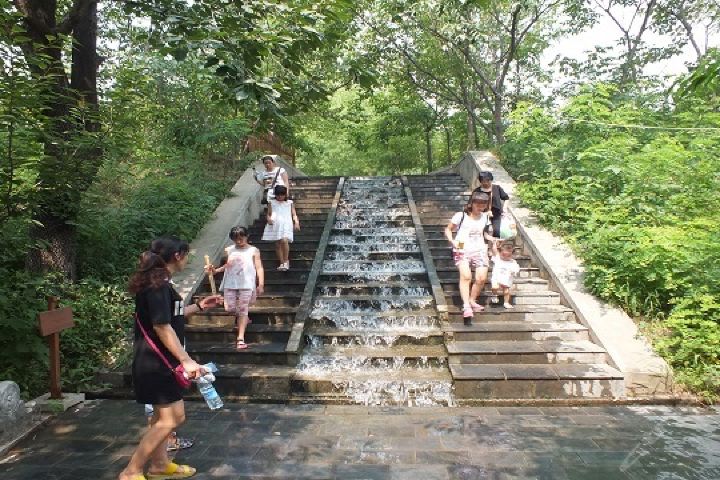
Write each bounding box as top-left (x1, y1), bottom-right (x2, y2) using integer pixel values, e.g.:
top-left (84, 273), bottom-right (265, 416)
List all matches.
top-left (295, 87), bottom-right (462, 175)
top-left (0, 269), bottom-right (133, 398)
top-left (502, 83), bottom-right (720, 399)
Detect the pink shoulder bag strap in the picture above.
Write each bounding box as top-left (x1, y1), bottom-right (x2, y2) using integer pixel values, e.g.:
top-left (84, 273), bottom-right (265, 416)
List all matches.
top-left (134, 313), bottom-right (191, 389)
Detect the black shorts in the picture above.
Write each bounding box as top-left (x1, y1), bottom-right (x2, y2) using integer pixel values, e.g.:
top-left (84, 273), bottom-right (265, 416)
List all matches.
top-left (132, 359), bottom-right (184, 405)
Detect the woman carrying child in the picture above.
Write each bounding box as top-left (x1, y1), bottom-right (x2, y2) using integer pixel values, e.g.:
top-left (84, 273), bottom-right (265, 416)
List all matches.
top-left (490, 239), bottom-right (520, 309)
top-left (262, 185), bottom-right (300, 271)
top-left (473, 171), bottom-right (509, 239)
top-left (444, 191), bottom-right (494, 325)
top-left (254, 155), bottom-right (290, 204)
top-left (209, 226), bottom-right (264, 350)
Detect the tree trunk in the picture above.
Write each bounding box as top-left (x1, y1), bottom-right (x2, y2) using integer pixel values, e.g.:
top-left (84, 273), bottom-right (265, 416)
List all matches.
top-left (22, 0), bottom-right (101, 279)
top-left (444, 124), bottom-right (452, 164)
top-left (466, 111), bottom-right (477, 150)
top-left (493, 93), bottom-right (505, 146)
top-left (424, 128), bottom-right (433, 172)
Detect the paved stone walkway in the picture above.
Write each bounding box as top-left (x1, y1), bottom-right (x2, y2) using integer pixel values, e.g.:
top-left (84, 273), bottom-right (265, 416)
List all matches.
top-left (1, 401), bottom-right (718, 479)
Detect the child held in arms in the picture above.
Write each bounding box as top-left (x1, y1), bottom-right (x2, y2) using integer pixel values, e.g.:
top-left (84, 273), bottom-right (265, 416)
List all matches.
top-left (490, 239), bottom-right (520, 309)
top-left (208, 226), bottom-right (264, 350)
top-left (262, 185), bottom-right (300, 271)
top-left (473, 171), bottom-right (509, 239)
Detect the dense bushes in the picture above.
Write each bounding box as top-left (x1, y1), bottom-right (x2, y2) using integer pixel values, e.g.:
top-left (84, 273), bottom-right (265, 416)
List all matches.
top-left (502, 84), bottom-right (720, 399)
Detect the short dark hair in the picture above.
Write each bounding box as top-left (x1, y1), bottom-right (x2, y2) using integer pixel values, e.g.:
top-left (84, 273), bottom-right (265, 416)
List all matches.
top-left (478, 171), bottom-right (494, 182)
top-left (274, 185), bottom-right (288, 196)
top-left (261, 155), bottom-right (275, 163)
top-left (229, 226), bottom-right (249, 240)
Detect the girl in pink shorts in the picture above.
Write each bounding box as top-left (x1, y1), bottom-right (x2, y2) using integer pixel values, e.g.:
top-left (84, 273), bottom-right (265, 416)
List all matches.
top-left (209, 226), bottom-right (265, 350)
top-left (444, 192), bottom-right (494, 325)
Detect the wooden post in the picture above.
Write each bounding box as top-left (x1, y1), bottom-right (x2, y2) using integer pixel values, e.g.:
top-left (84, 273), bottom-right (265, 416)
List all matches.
top-left (204, 255), bottom-right (217, 295)
top-left (38, 297), bottom-right (74, 400)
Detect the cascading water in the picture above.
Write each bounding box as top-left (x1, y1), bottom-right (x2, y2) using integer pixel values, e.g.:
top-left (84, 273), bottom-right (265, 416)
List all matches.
top-left (297, 177), bottom-right (455, 406)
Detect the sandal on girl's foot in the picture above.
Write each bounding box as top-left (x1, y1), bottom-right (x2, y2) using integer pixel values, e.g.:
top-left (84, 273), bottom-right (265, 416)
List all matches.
top-left (120, 475), bottom-right (147, 480)
top-left (470, 301), bottom-right (484, 313)
top-left (503, 303), bottom-right (514, 309)
top-left (146, 462), bottom-right (196, 480)
top-left (236, 339), bottom-right (248, 350)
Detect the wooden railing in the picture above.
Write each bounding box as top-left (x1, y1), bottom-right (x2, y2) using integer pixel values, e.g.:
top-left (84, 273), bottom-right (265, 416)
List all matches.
top-left (246, 131), bottom-right (296, 165)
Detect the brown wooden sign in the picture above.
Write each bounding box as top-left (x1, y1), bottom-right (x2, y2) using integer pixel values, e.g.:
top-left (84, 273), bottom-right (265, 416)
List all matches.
top-left (37, 297), bottom-right (74, 399)
top-left (38, 307), bottom-right (74, 336)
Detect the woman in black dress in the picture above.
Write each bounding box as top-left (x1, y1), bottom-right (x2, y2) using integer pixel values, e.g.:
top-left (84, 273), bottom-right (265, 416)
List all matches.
top-left (119, 237), bottom-right (221, 480)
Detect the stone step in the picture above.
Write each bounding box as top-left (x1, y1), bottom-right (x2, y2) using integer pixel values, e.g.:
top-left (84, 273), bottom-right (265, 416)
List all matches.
top-left (312, 295), bottom-right (435, 311)
top-left (325, 251), bottom-right (423, 262)
top-left (447, 340), bottom-right (607, 364)
top-left (185, 324), bottom-right (292, 344)
top-left (437, 266), bottom-right (540, 279)
top-left (212, 365), bottom-right (293, 399)
top-left (445, 291), bottom-right (562, 305)
top-left (188, 341), bottom-right (288, 365)
top-left (445, 322), bottom-right (590, 341)
top-left (318, 270), bottom-right (430, 285)
top-left (432, 256), bottom-right (533, 269)
top-left (291, 369), bottom-right (453, 403)
top-left (446, 305), bottom-right (576, 323)
top-left (450, 363), bottom-right (624, 399)
top-left (315, 283), bottom-right (431, 297)
top-left (305, 327), bottom-right (444, 346)
top-left (440, 277), bottom-right (549, 292)
top-left (299, 344), bottom-right (448, 368)
top-left (187, 307), bottom-right (298, 326)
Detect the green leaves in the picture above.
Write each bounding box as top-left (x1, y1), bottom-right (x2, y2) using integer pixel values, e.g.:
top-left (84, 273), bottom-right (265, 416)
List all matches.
top-left (502, 82), bottom-right (720, 399)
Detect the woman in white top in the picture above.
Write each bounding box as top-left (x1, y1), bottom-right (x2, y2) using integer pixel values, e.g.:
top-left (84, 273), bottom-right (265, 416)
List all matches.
top-left (444, 191), bottom-right (494, 325)
top-left (254, 155), bottom-right (290, 203)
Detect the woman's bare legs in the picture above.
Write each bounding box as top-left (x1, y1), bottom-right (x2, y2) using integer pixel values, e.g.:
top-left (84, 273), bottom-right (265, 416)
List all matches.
top-left (118, 401), bottom-right (185, 480)
top-left (457, 261), bottom-right (472, 308)
top-left (470, 267), bottom-right (488, 307)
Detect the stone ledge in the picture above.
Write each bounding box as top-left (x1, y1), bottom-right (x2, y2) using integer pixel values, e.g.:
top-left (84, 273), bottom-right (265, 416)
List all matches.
top-left (438, 151), bottom-right (673, 398)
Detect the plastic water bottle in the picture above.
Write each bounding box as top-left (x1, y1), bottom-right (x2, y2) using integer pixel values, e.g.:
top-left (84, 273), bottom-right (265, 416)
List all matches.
top-left (197, 370), bottom-right (223, 410)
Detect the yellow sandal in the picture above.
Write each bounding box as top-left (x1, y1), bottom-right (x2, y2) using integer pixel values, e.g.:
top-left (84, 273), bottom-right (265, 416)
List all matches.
top-left (146, 462), bottom-right (196, 480)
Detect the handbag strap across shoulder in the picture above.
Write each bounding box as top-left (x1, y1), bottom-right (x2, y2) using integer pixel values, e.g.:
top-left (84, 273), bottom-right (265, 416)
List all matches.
top-left (454, 212), bottom-right (465, 240)
top-left (135, 313), bottom-right (175, 372)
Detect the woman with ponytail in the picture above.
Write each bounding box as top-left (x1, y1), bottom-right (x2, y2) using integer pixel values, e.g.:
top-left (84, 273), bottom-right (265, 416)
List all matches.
top-left (119, 237), bottom-right (221, 480)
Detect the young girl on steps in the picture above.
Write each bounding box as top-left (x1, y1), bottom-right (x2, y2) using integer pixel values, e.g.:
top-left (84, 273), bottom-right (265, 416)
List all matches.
top-left (262, 185), bottom-right (300, 271)
top-left (490, 239), bottom-right (520, 309)
top-left (445, 191), bottom-right (494, 325)
top-left (209, 226), bottom-right (264, 350)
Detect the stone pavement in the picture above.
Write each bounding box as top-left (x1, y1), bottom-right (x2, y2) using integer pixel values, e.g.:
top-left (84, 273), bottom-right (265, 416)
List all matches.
top-left (1, 401), bottom-right (718, 479)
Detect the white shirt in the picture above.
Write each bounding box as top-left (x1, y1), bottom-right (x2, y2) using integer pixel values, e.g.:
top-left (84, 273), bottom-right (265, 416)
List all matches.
top-left (491, 255), bottom-right (520, 286)
top-left (258, 167), bottom-right (286, 199)
top-left (451, 211), bottom-right (490, 254)
top-left (220, 245), bottom-right (258, 291)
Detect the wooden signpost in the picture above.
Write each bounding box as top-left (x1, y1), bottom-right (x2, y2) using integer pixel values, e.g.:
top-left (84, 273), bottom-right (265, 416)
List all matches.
top-left (37, 296), bottom-right (74, 399)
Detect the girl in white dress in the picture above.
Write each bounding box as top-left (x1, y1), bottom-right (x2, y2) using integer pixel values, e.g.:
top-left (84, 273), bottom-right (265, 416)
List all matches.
top-left (262, 185), bottom-right (300, 271)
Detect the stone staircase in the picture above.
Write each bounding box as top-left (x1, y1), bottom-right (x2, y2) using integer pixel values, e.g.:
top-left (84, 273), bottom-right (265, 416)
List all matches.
top-left (95, 171), bottom-right (627, 405)
top-left (405, 174), bottom-right (624, 402)
top-left (185, 176), bottom-right (340, 401)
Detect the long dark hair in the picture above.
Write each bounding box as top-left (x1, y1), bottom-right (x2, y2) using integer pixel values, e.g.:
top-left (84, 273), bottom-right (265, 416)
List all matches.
top-left (129, 237), bottom-right (189, 294)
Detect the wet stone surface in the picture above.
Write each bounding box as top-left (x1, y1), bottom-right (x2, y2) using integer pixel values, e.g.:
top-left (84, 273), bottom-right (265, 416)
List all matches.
top-left (1, 400), bottom-right (719, 479)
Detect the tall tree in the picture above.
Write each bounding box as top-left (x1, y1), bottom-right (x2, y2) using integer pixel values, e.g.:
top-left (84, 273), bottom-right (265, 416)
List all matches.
top-left (6, 0), bottom-right (101, 278)
top-left (360, 0), bottom-right (568, 145)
